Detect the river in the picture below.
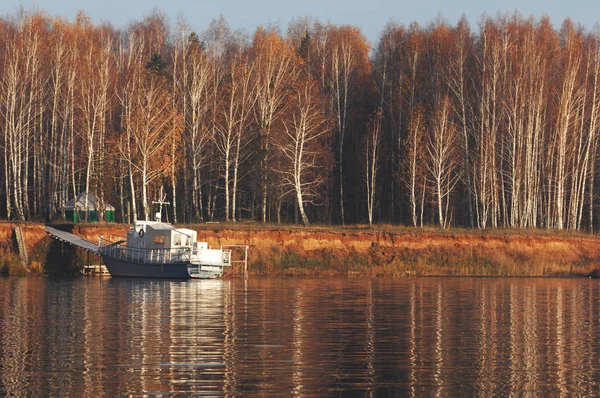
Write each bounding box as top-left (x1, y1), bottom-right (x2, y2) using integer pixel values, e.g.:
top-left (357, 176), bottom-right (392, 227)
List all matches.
top-left (1, 277), bottom-right (599, 396)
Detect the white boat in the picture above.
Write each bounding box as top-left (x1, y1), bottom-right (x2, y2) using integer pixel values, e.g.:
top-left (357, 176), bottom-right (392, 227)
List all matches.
top-left (98, 221), bottom-right (232, 279)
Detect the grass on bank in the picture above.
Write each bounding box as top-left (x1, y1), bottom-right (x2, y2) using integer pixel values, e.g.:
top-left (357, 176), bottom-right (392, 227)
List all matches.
top-left (0, 243), bottom-right (45, 277)
top-left (180, 220), bottom-right (596, 239)
top-left (250, 243), bottom-right (596, 278)
top-left (0, 249), bottom-right (25, 276)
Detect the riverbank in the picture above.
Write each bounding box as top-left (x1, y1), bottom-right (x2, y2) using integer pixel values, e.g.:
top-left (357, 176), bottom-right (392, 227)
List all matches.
top-left (2, 221), bottom-right (600, 277)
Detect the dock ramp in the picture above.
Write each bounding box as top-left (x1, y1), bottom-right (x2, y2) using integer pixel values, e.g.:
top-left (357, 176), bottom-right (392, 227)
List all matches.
top-left (45, 226), bottom-right (102, 255)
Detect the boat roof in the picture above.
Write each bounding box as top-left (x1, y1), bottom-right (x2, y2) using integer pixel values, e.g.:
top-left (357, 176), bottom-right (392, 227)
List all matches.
top-left (136, 222), bottom-right (195, 236)
top-left (176, 228), bottom-right (196, 235)
top-left (135, 221), bottom-right (173, 230)
top-left (149, 223), bottom-right (176, 231)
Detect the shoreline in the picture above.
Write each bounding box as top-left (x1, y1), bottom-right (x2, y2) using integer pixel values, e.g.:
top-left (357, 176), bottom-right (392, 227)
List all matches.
top-left (2, 221), bottom-right (600, 278)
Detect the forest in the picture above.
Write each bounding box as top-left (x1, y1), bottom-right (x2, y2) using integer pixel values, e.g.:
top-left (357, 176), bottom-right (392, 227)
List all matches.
top-left (1, 9), bottom-right (600, 231)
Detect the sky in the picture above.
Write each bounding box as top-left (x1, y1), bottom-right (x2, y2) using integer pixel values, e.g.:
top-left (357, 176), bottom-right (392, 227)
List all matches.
top-left (1, 0), bottom-right (599, 45)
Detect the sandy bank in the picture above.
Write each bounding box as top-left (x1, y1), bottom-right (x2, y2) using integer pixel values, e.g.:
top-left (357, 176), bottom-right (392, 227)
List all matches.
top-left (2, 222), bottom-right (600, 277)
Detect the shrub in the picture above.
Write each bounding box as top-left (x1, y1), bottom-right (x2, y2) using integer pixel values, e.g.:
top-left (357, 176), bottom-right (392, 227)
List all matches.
top-left (0, 251), bottom-right (26, 276)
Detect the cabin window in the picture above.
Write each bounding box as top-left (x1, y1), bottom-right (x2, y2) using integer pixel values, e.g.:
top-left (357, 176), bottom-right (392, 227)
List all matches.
top-left (154, 236), bottom-right (165, 244)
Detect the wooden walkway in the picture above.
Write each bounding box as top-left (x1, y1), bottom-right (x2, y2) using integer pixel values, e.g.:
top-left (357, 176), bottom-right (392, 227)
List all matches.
top-left (45, 226), bottom-right (101, 254)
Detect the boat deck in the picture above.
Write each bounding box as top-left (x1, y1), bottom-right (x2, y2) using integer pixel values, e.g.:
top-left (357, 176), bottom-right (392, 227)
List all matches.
top-left (45, 226), bottom-right (101, 254)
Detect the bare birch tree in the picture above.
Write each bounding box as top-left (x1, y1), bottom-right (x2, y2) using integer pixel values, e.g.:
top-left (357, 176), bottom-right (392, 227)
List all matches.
top-left (365, 109), bottom-right (382, 226)
top-left (427, 97), bottom-right (460, 228)
top-left (215, 48), bottom-right (255, 222)
top-left (403, 107), bottom-right (427, 227)
top-left (274, 77), bottom-right (330, 226)
top-left (185, 36), bottom-right (212, 222)
top-left (251, 27), bottom-right (300, 222)
top-left (124, 69), bottom-right (181, 220)
top-left (327, 26), bottom-right (369, 224)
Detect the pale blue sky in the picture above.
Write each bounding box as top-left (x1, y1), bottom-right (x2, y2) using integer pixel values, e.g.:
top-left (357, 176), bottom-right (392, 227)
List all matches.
top-left (1, 0), bottom-right (598, 45)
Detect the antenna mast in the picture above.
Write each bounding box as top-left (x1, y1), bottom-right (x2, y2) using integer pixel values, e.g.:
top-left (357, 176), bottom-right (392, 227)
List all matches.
top-left (152, 187), bottom-right (170, 222)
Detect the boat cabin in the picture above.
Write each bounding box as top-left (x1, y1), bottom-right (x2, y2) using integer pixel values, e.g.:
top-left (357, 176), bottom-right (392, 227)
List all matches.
top-left (127, 221), bottom-right (196, 250)
top-left (125, 221), bottom-right (227, 265)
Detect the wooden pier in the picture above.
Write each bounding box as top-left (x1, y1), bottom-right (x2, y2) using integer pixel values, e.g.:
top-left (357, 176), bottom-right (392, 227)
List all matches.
top-left (45, 226), bottom-right (101, 254)
top-left (45, 226), bottom-right (109, 276)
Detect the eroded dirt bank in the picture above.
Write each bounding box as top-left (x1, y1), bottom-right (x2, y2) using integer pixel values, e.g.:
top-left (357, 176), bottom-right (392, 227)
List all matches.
top-left (3, 222), bottom-right (600, 277)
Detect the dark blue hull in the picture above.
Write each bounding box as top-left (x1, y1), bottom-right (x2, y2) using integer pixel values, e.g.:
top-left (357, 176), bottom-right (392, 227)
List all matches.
top-left (101, 256), bottom-right (224, 279)
top-left (102, 256), bottom-right (192, 278)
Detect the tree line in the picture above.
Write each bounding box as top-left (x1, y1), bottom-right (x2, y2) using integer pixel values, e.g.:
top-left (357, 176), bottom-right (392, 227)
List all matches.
top-left (2, 10), bottom-right (600, 231)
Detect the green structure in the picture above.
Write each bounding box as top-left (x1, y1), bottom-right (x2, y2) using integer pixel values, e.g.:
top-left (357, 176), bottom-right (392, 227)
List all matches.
top-left (64, 192), bottom-right (115, 222)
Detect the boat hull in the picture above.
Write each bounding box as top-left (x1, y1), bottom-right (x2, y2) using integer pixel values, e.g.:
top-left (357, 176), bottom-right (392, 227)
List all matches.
top-left (101, 256), bottom-right (223, 279)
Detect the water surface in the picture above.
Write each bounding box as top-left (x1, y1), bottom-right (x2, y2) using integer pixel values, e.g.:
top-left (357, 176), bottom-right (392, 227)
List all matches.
top-left (1, 277), bottom-right (600, 396)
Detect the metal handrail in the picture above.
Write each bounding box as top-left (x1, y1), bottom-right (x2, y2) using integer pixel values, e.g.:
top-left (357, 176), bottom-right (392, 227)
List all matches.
top-left (221, 244), bottom-right (249, 275)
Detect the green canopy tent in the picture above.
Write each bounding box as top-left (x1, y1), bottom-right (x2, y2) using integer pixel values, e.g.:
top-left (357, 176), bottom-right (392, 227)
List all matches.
top-left (64, 192), bottom-right (115, 222)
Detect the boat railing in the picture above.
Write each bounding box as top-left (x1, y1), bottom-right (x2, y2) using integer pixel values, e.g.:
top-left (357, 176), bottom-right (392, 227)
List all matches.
top-left (100, 243), bottom-right (191, 264)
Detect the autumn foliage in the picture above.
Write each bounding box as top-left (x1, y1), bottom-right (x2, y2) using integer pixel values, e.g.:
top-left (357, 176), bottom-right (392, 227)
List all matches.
top-left (2, 10), bottom-right (600, 231)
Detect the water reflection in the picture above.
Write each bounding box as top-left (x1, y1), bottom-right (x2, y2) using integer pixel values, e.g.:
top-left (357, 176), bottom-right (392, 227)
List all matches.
top-left (1, 277), bottom-right (600, 395)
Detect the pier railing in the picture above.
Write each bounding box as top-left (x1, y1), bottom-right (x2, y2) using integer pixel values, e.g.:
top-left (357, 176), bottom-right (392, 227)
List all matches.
top-left (221, 245), bottom-right (249, 276)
